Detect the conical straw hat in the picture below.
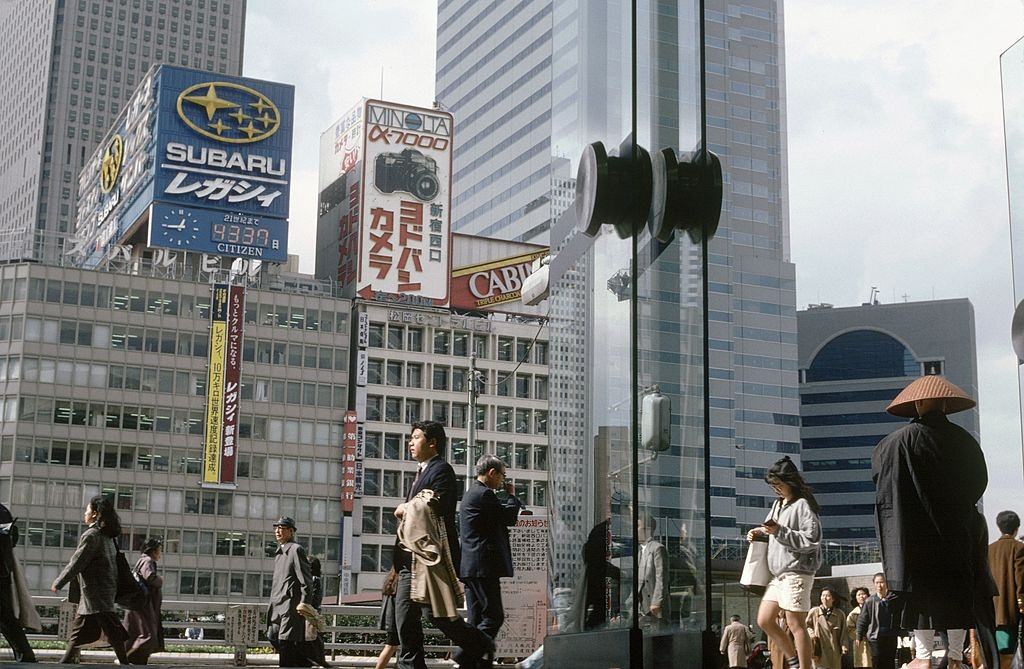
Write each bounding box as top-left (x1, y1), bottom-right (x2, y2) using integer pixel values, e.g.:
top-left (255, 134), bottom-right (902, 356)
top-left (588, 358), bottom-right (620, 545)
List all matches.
top-left (885, 375), bottom-right (975, 417)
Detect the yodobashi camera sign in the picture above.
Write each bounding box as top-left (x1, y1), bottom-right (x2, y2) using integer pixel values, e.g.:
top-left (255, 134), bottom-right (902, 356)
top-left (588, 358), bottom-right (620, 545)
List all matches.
top-left (357, 100), bottom-right (453, 307)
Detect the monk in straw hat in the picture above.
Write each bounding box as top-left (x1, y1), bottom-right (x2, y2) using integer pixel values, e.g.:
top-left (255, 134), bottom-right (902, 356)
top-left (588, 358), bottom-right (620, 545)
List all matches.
top-left (872, 375), bottom-right (997, 669)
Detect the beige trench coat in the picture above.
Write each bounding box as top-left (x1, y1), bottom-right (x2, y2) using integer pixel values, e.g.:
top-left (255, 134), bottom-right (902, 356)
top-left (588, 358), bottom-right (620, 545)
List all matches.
top-left (719, 620), bottom-right (753, 667)
top-left (397, 489), bottom-right (464, 619)
top-left (845, 606), bottom-right (871, 668)
top-left (806, 606), bottom-right (846, 669)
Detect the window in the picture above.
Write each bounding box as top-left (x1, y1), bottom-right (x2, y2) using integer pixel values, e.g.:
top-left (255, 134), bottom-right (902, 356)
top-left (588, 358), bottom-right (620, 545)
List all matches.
top-left (368, 323), bottom-right (385, 348)
top-left (515, 374), bottom-right (531, 398)
top-left (366, 396), bottom-right (383, 421)
top-left (497, 407), bottom-right (512, 432)
top-left (433, 330), bottom-right (450, 354)
top-left (407, 327), bottom-right (423, 352)
top-left (406, 363), bottom-right (422, 388)
top-left (387, 326), bottom-right (404, 350)
top-left (405, 399), bottom-right (421, 423)
top-left (515, 409), bottom-right (531, 434)
top-left (534, 376), bottom-right (549, 399)
top-left (433, 366), bottom-right (449, 391)
top-left (453, 332), bottom-right (469, 356)
top-left (367, 359), bottom-right (383, 385)
top-left (386, 361), bottom-right (403, 386)
top-left (385, 398), bottom-right (402, 422)
top-left (534, 341), bottom-right (549, 365)
top-left (497, 336), bottom-right (514, 361)
top-left (806, 330), bottom-right (918, 382)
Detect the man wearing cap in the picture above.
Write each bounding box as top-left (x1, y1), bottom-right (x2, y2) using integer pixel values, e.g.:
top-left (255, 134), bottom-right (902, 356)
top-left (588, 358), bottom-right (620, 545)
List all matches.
top-left (872, 375), bottom-right (993, 669)
top-left (268, 516), bottom-right (313, 667)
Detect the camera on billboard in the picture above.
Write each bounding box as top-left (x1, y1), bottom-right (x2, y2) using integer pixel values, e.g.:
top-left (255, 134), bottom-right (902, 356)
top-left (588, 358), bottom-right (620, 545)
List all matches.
top-left (374, 148), bottom-right (441, 202)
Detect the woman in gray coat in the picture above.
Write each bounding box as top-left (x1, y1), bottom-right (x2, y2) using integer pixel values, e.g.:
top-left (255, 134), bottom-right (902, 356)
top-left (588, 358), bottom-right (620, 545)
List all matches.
top-left (51, 496), bottom-right (130, 664)
top-left (124, 537), bottom-right (164, 664)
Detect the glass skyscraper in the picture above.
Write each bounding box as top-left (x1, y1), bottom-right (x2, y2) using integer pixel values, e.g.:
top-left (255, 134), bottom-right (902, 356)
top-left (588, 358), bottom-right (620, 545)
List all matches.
top-left (436, 0), bottom-right (798, 544)
top-left (0, 0), bottom-right (246, 263)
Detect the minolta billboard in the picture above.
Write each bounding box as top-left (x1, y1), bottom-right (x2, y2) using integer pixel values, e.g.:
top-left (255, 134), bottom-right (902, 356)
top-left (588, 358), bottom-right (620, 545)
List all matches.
top-left (73, 65), bottom-right (294, 266)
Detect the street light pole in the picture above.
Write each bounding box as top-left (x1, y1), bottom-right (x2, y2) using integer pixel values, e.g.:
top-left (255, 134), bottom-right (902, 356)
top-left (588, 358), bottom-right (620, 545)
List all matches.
top-left (466, 352), bottom-right (477, 489)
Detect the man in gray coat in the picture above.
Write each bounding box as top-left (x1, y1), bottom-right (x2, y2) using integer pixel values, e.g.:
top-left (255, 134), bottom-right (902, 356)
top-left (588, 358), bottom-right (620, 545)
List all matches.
top-left (267, 517), bottom-right (313, 667)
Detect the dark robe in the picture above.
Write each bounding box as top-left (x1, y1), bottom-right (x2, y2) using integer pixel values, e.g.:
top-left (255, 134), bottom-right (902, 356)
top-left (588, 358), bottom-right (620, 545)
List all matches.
top-left (872, 412), bottom-right (990, 630)
top-left (124, 554), bottom-right (164, 663)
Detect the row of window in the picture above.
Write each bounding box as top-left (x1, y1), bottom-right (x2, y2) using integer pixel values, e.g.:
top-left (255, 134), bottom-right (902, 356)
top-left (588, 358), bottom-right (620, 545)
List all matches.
top-left (367, 322), bottom-right (549, 365)
top-left (3, 357), bottom-right (348, 409)
top-left (367, 357), bottom-right (548, 398)
top-left (21, 561), bottom-right (340, 600)
top-left (0, 317), bottom-right (350, 373)
top-left (6, 397), bottom-right (342, 445)
top-left (6, 479), bottom-right (343, 525)
top-left (0, 276), bottom-right (348, 333)
top-left (3, 438), bottom-right (340, 485)
top-left (365, 395), bottom-right (548, 435)
top-left (363, 433), bottom-right (548, 471)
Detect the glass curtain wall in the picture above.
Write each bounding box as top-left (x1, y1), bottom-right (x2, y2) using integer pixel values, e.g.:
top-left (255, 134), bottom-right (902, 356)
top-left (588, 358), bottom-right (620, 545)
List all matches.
top-left (545, 1), bottom-right (706, 666)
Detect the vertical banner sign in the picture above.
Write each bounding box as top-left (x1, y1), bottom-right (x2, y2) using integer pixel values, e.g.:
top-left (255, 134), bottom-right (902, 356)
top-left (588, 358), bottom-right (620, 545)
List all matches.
top-left (354, 423), bottom-right (365, 499)
top-left (203, 284), bottom-right (229, 484)
top-left (357, 100), bottom-right (454, 306)
top-left (357, 311), bottom-right (369, 347)
top-left (219, 285), bottom-right (245, 484)
top-left (341, 411), bottom-right (358, 513)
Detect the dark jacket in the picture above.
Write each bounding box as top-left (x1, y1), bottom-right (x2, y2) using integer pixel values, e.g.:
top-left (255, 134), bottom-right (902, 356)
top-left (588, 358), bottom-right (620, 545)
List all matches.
top-left (53, 524), bottom-right (118, 615)
top-left (393, 456), bottom-right (460, 572)
top-left (267, 540), bottom-right (312, 641)
top-left (872, 413), bottom-right (987, 595)
top-left (856, 593), bottom-right (896, 641)
top-left (124, 554), bottom-right (164, 657)
top-left (459, 480), bottom-right (522, 579)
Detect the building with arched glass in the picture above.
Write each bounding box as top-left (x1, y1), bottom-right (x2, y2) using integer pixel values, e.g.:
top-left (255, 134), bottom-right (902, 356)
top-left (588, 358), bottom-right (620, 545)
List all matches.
top-left (797, 299), bottom-right (979, 545)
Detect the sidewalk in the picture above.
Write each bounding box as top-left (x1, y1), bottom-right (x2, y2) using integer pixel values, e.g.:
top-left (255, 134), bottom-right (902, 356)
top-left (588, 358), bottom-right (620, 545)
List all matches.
top-left (0, 648), bottom-right (459, 667)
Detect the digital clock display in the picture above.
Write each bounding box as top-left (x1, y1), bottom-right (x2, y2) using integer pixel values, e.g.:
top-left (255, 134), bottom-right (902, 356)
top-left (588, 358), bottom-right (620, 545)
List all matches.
top-left (211, 223), bottom-right (272, 248)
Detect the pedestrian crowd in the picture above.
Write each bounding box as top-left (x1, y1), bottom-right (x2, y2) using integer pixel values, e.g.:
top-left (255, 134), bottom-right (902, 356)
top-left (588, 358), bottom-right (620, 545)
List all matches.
top-left (733, 375), bottom-right (1024, 669)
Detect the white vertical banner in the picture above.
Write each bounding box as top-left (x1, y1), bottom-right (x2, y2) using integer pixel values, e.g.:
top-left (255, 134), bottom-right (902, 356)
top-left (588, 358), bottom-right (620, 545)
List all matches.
top-left (495, 515), bottom-right (549, 658)
top-left (356, 100), bottom-right (453, 306)
top-left (357, 311), bottom-right (370, 347)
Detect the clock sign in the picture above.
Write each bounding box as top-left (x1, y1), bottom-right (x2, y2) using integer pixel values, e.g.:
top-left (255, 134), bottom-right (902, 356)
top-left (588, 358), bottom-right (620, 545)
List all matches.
top-left (159, 207), bottom-right (201, 246)
top-left (147, 201), bottom-right (288, 262)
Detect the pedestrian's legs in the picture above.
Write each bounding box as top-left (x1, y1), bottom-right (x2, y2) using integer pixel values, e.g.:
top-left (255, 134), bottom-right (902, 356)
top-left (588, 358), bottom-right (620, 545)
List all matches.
top-left (945, 630), bottom-right (965, 662)
top-left (463, 577), bottom-right (505, 640)
top-left (94, 610), bottom-right (130, 664)
top-left (278, 639), bottom-right (313, 667)
top-left (62, 613), bottom-right (101, 664)
top-left (0, 573), bottom-right (35, 662)
top-left (394, 569), bottom-right (427, 669)
top-left (914, 630), bottom-right (935, 660)
top-left (432, 615), bottom-right (495, 667)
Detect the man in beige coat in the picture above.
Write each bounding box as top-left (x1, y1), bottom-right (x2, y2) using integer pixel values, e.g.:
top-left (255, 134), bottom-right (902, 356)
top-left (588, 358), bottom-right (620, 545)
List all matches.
top-left (720, 615), bottom-right (754, 669)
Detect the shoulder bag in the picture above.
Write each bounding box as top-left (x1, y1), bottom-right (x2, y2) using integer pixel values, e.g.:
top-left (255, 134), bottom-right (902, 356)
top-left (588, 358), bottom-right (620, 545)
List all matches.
top-left (739, 500), bottom-right (778, 595)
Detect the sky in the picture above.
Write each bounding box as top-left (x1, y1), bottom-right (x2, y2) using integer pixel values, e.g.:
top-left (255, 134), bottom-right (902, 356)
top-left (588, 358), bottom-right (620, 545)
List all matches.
top-left (243, 1), bottom-right (1024, 538)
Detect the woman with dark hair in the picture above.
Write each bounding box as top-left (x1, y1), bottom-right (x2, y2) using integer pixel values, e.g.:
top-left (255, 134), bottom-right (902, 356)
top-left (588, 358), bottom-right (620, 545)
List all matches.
top-left (747, 456), bottom-right (822, 669)
top-left (806, 586), bottom-right (847, 669)
top-left (124, 537), bottom-right (164, 664)
top-left (845, 587), bottom-right (871, 669)
top-left (51, 495), bottom-right (130, 664)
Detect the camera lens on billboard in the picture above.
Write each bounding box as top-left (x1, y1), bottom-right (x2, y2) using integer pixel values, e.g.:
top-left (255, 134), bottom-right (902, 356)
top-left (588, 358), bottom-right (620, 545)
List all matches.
top-left (414, 173), bottom-right (440, 201)
top-left (374, 148), bottom-right (441, 202)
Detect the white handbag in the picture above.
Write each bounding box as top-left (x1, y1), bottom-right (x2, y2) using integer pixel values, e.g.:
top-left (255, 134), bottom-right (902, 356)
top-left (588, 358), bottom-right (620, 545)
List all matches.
top-left (740, 539), bottom-right (771, 589)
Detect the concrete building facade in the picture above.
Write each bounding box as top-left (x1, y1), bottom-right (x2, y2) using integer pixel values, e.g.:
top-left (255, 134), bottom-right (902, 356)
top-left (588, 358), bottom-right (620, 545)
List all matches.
top-left (797, 299), bottom-right (979, 543)
top-left (0, 0), bottom-right (246, 263)
top-left (0, 261), bottom-right (351, 600)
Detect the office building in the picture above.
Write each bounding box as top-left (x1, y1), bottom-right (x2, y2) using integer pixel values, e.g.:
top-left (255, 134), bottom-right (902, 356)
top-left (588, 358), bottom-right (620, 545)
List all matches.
top-left (352, 300), bottom-right (549, 591)
top-left (435, 0), bottom-right (798, 540)
top-left (0, 0), bottom-right (246, 263)
top-left (0, 260), bottom-right (351, 600)
top-left (798, 299), bottom-right (979, 543)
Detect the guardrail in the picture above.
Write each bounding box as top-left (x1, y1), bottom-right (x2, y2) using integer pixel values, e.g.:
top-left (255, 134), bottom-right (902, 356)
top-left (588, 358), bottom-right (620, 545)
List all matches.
top-left (26, 595), bottom-right (464, 666)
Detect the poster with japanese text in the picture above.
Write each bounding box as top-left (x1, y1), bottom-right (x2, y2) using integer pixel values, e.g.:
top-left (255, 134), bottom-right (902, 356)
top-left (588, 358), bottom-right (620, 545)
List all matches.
top-left (495, 515), bottom-right (549, 658)
top-left (202, 284), bottom-right (229, 485)
top-left (219, 285), bottom-right (245, 484)
top-left (341, 411), bottom-right (358, 513)
top-left (357, 100), bottom-right (453, 306)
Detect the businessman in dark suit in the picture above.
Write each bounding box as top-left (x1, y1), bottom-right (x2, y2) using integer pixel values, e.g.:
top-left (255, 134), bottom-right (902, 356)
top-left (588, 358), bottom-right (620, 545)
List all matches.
top-left (460, 455), bottom-right (523, 644)
top-left (392, 420), bottom-right (494, 669)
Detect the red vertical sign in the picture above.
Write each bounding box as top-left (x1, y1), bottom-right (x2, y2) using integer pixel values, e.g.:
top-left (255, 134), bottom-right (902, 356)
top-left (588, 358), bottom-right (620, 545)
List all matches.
top-left (220, 285), bottom-right (244, 484)
top-left (341, 411), bottom-right (358, 513)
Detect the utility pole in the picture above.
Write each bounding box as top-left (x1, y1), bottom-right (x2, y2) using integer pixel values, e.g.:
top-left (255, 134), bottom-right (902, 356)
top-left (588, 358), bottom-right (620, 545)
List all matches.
top-left (466, 353), bottom-right (477, 489)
